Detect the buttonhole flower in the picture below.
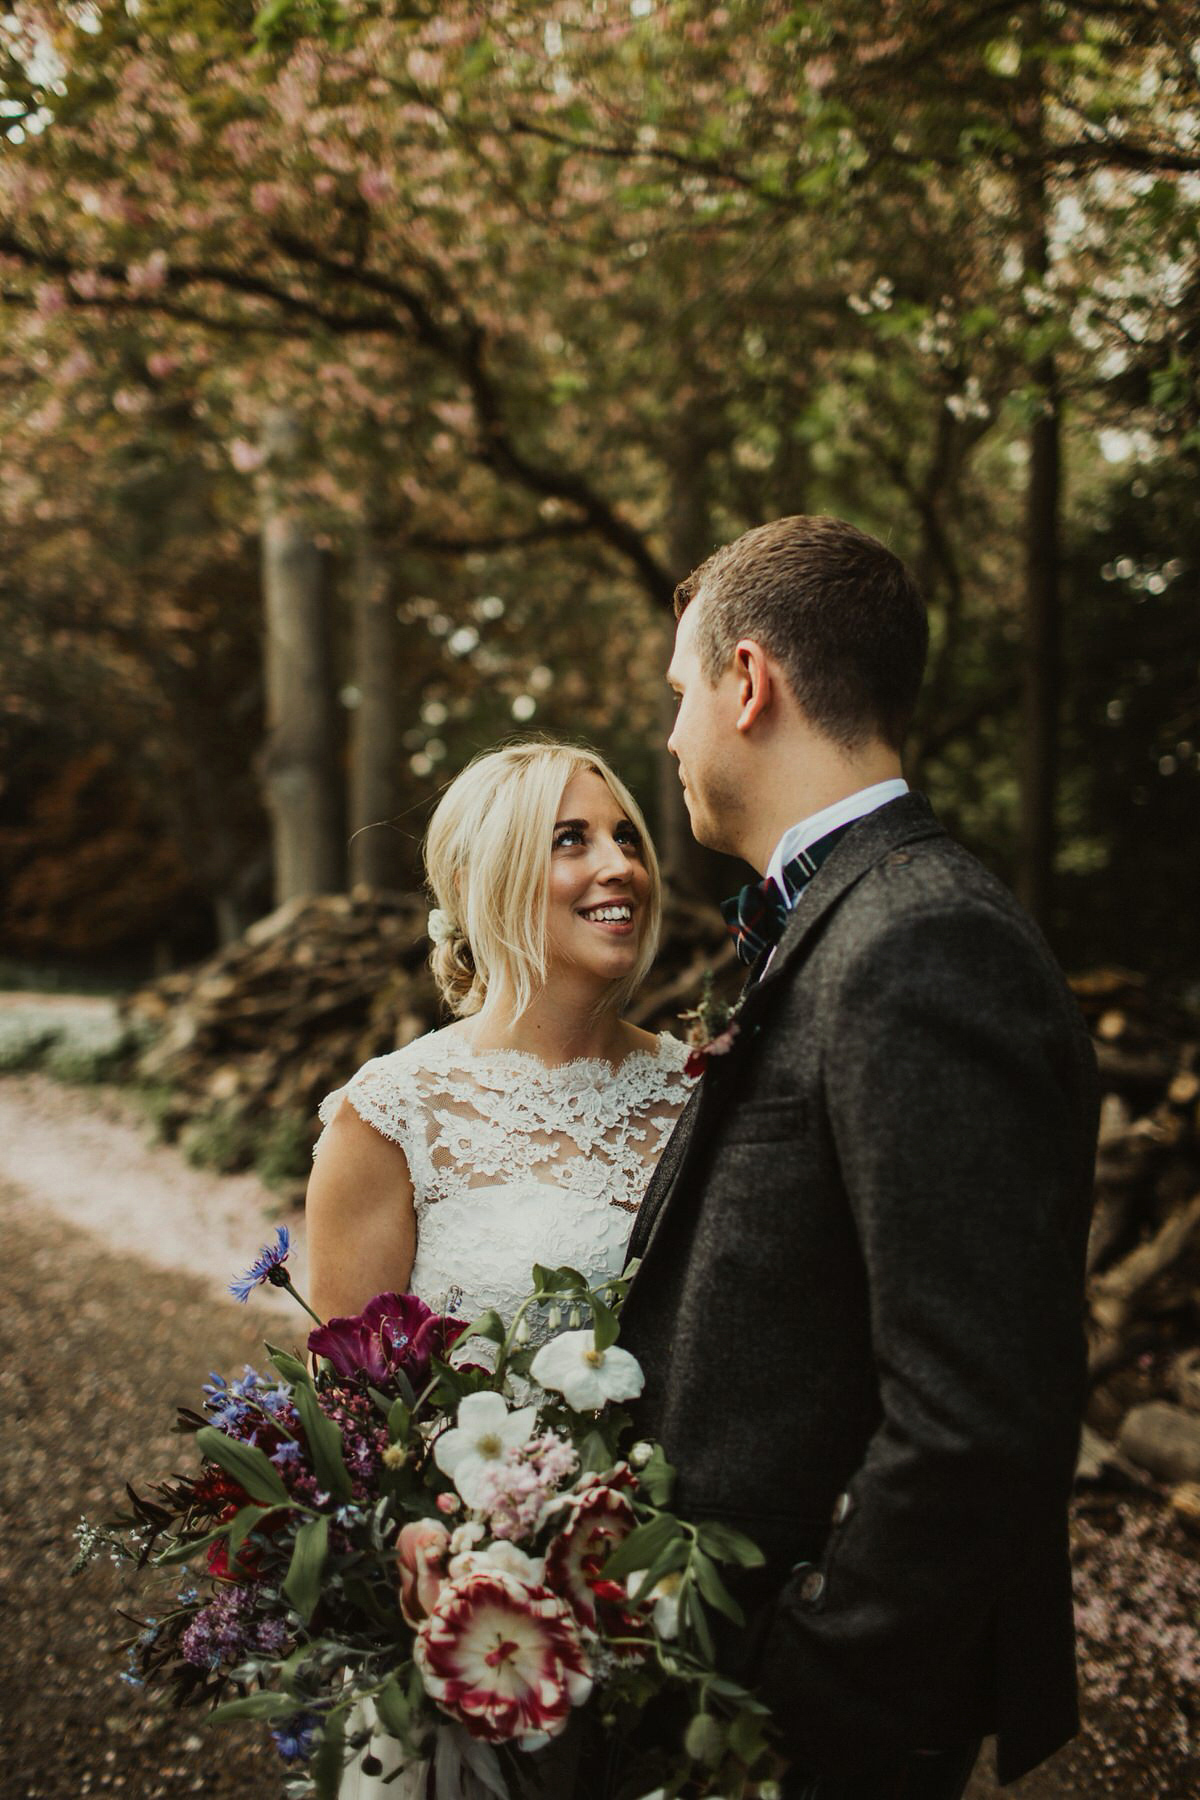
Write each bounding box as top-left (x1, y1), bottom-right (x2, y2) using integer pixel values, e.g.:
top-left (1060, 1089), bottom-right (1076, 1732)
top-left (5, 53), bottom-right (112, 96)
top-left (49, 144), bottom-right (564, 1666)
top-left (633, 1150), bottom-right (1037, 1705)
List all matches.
top-left (684, 1021), bottom-right (739, 1080)
top-left (530, 1331), bottom-right (644, 1412)
top-left (433, 1391), bottom-right (538, 1509)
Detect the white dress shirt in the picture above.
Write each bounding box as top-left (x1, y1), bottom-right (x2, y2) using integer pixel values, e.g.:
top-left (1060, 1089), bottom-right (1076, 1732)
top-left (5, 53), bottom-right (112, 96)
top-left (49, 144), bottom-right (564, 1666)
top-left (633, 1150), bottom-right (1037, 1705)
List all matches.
top-left (764, 779), bottom-right (910, 903)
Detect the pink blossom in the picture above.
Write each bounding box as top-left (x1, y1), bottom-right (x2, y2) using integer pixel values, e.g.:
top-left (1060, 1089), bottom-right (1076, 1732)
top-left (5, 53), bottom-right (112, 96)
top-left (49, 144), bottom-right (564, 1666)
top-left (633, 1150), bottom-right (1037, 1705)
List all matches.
top-left (474, 1433), bottom-right (579, 1541)
top-left (126, 249), bottom-right (169, 295)
top-left (251, 182), bottom-right (282, 217)
top-left (147, 351), bottom-right (181, 380)
top-left (35, 283), bottom-right (67, 318)
top-left (396, 1519), bottom-right (451, 1626)
top-left (229, 438), bottom-right (265, 474)
top-left (357, 167), bottom-right (393, 206)
top-left (415, 1570), bottom-right (592, 1745)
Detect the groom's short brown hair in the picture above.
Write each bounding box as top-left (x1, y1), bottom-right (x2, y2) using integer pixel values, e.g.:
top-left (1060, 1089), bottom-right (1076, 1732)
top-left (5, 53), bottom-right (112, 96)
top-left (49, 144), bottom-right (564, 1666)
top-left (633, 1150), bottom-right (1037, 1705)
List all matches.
top-left (674, 514), bottom-right (928, 751)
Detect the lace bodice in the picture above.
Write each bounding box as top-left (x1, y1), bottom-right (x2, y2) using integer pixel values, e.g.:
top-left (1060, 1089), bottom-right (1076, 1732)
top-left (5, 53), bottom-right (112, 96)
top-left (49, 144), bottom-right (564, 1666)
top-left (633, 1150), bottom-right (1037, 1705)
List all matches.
top-left (315, 1028), bottom-right (694, 1326)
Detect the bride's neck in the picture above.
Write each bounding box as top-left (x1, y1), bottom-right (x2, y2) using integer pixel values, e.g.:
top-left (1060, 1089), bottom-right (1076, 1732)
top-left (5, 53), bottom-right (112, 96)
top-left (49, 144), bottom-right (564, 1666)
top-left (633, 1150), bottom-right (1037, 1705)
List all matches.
top-left (469, 983), bottom-right (633, 1068)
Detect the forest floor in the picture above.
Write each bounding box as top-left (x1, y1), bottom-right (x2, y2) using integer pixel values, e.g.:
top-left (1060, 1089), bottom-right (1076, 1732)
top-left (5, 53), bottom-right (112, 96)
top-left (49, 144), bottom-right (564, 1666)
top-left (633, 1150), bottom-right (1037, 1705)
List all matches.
top-left (0, 1058), bottom-right (1196, 1800)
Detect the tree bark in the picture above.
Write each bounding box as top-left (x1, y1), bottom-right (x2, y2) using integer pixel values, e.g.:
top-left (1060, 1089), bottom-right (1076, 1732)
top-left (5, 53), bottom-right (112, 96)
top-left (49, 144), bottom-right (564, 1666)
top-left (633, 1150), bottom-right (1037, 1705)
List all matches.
top-left (258, 408), bottom-right (344, 905)
top-left (658, 419), bottom-right (750, 902)
top-left (1016, 12), bottom-right (1062, 929)
top-left (348, 527), bottom-right (412, 891)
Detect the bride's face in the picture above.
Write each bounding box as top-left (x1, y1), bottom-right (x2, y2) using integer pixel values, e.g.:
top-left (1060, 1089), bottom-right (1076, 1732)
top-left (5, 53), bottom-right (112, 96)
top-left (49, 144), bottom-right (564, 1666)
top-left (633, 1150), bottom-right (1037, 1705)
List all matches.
top-left (544, 770), bottom-right (650, 988)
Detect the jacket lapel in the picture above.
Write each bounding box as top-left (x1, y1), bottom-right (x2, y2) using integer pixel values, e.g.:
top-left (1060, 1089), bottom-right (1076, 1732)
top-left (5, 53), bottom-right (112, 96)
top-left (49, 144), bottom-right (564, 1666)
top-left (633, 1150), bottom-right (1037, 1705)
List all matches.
top-left (626, 794), bottom-right (944, 1275)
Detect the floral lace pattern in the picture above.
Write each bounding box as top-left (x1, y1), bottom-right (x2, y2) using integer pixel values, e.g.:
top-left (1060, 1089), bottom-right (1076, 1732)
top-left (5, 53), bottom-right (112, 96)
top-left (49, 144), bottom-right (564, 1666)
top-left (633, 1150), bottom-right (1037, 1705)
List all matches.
top-left (315, 1029), bottom-right (693, 1327)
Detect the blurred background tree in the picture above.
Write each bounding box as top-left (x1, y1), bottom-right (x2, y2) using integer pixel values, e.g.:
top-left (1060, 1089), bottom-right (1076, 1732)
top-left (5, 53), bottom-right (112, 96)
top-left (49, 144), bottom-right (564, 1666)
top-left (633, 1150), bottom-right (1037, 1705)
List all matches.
top-left (1, 0), bottom-right (1196, 980)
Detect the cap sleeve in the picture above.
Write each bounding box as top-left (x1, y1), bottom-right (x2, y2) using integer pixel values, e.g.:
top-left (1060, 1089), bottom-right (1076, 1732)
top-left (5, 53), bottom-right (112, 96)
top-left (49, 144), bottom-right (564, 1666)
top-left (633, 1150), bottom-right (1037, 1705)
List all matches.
top-left (314, 1051), bottom-right (437, 1204)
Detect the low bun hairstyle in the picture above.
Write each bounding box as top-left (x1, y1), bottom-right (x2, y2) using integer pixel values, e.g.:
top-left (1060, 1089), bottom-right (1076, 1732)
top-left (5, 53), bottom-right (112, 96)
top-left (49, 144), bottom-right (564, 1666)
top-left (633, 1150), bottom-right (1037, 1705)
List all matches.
top-left (423, 741), bottom-right (662, 1023)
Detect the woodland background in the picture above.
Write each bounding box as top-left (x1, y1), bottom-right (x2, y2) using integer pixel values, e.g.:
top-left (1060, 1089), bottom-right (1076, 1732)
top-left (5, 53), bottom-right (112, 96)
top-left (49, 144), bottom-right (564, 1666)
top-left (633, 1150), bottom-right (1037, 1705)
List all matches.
top-left (0, 0), bottom-right (1197, 985)
top-left (3, 8), bottom-right (1200, 1796)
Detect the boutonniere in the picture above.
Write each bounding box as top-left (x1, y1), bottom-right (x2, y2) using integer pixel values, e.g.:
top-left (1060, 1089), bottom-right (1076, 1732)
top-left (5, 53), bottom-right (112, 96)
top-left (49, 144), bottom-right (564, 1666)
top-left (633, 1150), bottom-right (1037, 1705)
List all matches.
top-left (679, 973), bottom-right (743, 1078)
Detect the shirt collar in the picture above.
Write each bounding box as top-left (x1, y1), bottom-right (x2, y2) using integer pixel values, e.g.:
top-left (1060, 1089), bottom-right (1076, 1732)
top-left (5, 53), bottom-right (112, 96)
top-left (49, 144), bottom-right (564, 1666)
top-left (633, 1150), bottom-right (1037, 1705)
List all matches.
top-left (764, 779), bottom-right (910, 902)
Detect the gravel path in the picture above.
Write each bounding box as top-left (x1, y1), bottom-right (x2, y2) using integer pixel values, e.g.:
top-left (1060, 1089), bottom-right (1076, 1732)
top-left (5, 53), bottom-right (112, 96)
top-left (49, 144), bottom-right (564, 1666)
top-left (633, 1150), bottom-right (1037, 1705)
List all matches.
top-left (0, 1070), bottom-right (1195, 1800)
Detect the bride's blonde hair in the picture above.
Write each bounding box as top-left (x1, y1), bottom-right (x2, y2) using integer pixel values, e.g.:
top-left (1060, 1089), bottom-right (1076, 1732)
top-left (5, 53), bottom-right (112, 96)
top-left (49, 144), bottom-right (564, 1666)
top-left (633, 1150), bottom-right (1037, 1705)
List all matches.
top-left (423, 741), bottom-right (662, 1022)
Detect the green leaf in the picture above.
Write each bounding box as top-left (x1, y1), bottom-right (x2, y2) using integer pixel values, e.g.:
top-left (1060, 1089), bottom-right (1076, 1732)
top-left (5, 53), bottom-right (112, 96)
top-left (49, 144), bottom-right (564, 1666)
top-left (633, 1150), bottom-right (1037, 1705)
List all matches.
top-left (685, 1584), bottom-right (716, 1662)
top-left (312, 1704), bottom-right (347, 1800)
top-left (728, 1706), bottom-right (770, 1764)
top-left (461, 1308), bottom-right (506, 1345)
top-left (691, 1551), bottom-right (745, 1626)
top-left (293, 1383), bottom-right (353, 1502)
top-left (228, 1503), bottom-right (277, 1559)
top-left (386, 1396), bottom-right (412, 1443)
top-left (152, 1520), bottom-right (232, 1566)
top-left (267, 1341), bottom-right (312, 1386)
top-left (283, 1514), bottom-right (329, 1624)
top-left (577, 1429), bottom-right (610, 1474)
top-left (602, 1513), bottom-right (682, 1582)
top-left (373, 1672), bottom-right (412, 1738)
top-left (590, 1296), bottom-right (620, 1354)
top-left (208, 1690), bottom-right (298, 1723)
top-left (195, 1427), bottom-right (291, 1506)
top-left (695, 1520), bottom-right (765, 1568)
top-left (636, 1445), bottom-right (676, 1508)
top-left (627, 1539), bottom-right (687, 1604)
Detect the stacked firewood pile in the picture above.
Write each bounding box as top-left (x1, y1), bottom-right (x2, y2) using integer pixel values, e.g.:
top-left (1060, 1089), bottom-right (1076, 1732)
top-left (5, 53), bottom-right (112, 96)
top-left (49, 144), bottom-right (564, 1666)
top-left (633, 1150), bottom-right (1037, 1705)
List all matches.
top-left (1073, 971), bottom-right (1200, 1524)
top-left (122, 908), bottom-right (1200, 1512)
top-left (120, 887), bottom-right (735, 1177)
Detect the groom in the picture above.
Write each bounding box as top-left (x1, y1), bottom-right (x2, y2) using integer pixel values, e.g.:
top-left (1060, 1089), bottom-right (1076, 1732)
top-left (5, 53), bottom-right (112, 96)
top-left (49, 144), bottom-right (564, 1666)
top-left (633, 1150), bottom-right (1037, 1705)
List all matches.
top-left (617, 516), bottom-right (1099, 1797)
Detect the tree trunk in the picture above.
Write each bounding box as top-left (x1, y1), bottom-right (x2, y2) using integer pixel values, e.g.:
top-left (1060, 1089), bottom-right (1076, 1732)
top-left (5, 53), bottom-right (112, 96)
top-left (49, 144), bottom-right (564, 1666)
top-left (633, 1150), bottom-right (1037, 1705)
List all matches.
top-left (1016, 10), bottom-right (1061, 930)
top-left (348, 527), bottom-right (412, 891)
top-left (658, 420), bottom-right (751, 902)
top-left (258, 408), bottom-right (344, 905)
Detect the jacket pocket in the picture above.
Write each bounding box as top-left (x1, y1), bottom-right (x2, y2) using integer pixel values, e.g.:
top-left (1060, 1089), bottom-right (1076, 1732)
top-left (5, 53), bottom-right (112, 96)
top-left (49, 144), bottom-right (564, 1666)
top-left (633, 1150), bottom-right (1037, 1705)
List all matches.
top-left (719, 1094), bottom-right (808, 1144)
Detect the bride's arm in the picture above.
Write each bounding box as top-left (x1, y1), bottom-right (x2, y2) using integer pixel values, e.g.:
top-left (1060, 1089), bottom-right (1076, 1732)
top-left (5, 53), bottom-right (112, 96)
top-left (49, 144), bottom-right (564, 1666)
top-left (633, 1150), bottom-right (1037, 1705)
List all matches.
top-left (305, 1103), bottom-right (418, 1321)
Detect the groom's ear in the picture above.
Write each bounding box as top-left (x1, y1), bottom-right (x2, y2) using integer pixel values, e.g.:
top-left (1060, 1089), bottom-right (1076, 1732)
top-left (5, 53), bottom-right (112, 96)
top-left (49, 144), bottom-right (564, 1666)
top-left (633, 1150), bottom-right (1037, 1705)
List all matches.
top-left (733, 639), bottom-right (773, 734)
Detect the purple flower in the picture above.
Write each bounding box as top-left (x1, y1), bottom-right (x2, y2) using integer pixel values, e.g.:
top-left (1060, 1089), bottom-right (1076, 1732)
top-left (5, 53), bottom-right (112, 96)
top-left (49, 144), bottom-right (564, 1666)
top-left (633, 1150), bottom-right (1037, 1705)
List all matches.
top-left (307, 1292), bottom-right (468, 1389)
top-left (271, 1713), bottom-right (318, 1761)
top-left (230, 1227), bottom-right (292, 1302)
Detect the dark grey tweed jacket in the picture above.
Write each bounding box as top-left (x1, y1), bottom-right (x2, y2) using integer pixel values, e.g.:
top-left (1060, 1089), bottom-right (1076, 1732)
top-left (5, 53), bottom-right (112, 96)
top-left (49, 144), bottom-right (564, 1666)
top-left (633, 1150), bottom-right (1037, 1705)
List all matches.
top-left (618, 794), bottom-right (1099, 1786)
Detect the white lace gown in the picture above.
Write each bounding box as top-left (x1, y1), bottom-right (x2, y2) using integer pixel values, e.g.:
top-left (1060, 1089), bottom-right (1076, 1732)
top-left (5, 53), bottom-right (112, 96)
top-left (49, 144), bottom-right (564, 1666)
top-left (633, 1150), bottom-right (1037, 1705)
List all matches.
top-left (313, 1027), bottom-right (694, 1799)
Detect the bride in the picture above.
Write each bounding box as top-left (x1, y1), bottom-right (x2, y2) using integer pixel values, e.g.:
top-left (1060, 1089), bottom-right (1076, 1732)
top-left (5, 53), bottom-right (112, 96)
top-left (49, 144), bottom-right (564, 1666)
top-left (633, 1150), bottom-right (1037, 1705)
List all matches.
top-left (305, 740), bottom-right (695, 1795)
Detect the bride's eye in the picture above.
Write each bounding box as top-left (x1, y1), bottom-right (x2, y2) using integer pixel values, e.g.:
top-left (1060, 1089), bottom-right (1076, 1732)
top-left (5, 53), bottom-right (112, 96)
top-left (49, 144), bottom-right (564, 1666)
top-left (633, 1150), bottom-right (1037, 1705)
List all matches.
top-left (553, 826), bottom-right (584, 849)
top-left (615, 824), bottom-right (643, 854)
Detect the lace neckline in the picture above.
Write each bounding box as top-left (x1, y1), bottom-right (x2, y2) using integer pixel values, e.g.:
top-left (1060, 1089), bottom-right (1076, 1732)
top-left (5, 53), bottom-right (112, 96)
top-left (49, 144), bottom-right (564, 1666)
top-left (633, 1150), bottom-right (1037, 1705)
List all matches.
top-left (422, 1028), bottom-right (681, 1084)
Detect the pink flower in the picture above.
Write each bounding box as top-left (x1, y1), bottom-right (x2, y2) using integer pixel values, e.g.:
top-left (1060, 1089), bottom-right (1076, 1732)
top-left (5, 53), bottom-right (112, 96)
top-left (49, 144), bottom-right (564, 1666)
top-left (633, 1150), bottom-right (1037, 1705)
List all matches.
top-left (229, 438), bottom-right (265, 474)
top-left (543, 1483), bottom-right (637, 1630)
top-left (396, 1519), bottom-right (451, 1626)
top-left (415, 1571), bottom-right (591, 1745)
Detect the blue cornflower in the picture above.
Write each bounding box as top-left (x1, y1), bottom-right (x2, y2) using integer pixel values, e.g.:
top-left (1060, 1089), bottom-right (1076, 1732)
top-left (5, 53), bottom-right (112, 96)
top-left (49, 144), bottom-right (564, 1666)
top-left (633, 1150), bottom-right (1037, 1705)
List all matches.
top-left (230, 1227), bottom-right (291, 1302)
top-left (271, 1713), bottom-right (318, 1761)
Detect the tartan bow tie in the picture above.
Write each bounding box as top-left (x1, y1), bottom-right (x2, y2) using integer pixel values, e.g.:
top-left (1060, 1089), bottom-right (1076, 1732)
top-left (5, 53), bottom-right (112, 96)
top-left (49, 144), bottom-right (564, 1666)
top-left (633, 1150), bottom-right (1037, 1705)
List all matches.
top-left (721, 821), bottom-right (857, 967)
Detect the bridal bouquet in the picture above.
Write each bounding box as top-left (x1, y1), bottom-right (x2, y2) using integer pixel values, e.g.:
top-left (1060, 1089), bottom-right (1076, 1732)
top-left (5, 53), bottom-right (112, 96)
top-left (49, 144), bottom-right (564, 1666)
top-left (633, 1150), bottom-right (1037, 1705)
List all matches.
top-left (75, 1229), bottom-right (778, 1800)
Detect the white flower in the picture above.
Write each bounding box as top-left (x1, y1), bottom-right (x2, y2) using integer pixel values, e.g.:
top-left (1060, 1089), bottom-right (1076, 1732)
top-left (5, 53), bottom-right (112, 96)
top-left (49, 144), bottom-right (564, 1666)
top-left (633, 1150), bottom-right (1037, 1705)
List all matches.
top-left (530, 1331), bottom-right (644, 1411)
top-left (626, 1567), bottom-right (682, 1638)
top-left (433, 1391), bottom-right (538, 1508)
top-left (427, 907), bottom-right (455, 946)
top-left (448, 1539), bottom-right (546, 1587)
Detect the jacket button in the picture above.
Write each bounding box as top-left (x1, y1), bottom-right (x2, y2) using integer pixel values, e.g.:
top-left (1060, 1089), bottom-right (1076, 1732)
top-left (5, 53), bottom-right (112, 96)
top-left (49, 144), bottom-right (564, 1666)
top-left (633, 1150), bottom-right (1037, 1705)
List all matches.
top-left (798, 1569), bottom-right (825, 1604)
top-left (831, 1491), bottom-right (853, 1525)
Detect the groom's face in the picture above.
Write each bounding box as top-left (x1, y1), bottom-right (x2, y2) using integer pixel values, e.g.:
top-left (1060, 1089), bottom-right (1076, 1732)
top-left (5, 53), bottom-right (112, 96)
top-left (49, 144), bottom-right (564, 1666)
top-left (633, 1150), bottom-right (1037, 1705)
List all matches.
top-left (666, 599), bottom-right (744, 854)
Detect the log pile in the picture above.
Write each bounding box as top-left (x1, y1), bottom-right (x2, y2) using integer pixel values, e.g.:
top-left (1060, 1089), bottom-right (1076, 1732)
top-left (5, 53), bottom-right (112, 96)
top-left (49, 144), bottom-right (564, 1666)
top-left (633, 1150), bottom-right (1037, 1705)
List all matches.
top-left (122, 910), bottom-right (1200, 1509)
top-left (119, 887), bottom-right (735, 1183)
top-left (1073, 970), bottom-right (1200, 1520)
